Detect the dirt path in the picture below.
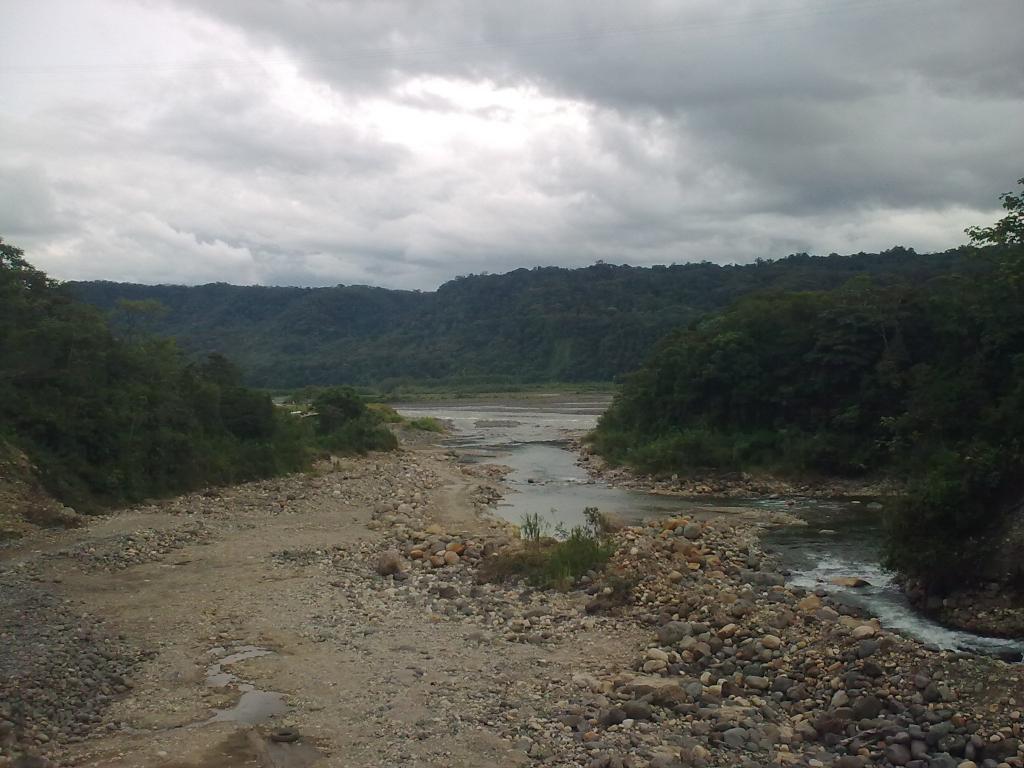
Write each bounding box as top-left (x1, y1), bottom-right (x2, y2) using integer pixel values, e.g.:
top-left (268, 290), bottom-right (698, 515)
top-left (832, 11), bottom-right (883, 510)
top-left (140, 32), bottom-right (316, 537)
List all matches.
top-left (1, 444), bottom-right (643, 768)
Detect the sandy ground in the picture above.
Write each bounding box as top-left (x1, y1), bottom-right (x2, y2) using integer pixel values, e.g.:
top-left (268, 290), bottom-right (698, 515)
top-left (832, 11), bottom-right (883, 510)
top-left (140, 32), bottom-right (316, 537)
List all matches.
top-left (1, 442), bottom-right (642, 768)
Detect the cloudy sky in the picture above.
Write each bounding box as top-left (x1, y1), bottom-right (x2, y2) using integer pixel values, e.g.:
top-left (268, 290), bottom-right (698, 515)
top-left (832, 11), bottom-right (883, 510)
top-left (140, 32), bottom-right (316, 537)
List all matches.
top-left (2, 0), bottom-right (1022, 289)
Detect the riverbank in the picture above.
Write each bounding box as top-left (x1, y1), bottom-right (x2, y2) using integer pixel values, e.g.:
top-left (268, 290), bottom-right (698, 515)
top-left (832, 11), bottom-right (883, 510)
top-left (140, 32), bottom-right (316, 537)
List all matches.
top-left (574, 439), bottom-right (901, 499)
top-left (2, 434), bottom-right (1022, 768)
top-left (902, 581), bottom-right (1024, 640)
top-left (574, 437), bottom-right (1024, 650)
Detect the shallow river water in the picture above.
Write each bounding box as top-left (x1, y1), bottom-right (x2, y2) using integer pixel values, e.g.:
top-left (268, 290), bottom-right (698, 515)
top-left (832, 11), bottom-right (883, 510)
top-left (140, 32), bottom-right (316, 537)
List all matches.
top-left (396, 396), bottom-right (1024, 659)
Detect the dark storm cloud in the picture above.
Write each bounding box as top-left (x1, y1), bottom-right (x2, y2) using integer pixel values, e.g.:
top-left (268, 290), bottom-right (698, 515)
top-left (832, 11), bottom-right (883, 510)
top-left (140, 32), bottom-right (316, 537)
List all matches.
top-left (1, 0), bottom-right (1022, 288)
top-left (179, 0), bottom-right (1023, 211)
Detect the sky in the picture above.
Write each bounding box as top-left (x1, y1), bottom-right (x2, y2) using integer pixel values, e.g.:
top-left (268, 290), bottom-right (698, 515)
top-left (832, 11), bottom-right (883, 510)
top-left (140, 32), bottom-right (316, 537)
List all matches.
top-left (1, 0), bottom-right (1022, 290)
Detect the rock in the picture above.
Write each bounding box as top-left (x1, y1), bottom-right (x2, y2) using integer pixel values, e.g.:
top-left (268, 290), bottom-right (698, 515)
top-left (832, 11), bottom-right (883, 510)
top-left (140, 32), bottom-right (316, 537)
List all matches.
top-left (830, 576), bottom-right (871, 588)
top-left (621, 700), bottom-right (652, 720)
top-left (717, 623), bottom-right (739, 638)
top-left (760, 633), bottom-right (783, 650)
top-left (746, 675), bottom-right (770, 690)
top-left (852, 694), bottom-right (883, 720)
top-left (856, 639), bottom-right (880, 658)
top-left (598, 708), bottom-right (628, 727)
top-left (885, 743), bottom-right (911, 765)
top-left (851, 624), bottom-right (876, 640)
top-left (12, 758), bottom-right (55, 768)
top-left (830, 690), bottom-right (850, 708)
top-left (443, 550), bottom-right (460, 566)
top-left (375, 550), bottom-right (404, 576)
top-left (682, 522), bottom-right (702, 540)
top-left (648, 751), bottom-right (683, 768)
top-left (572, 673), bottom-right (602, 692)
top-left (723, 727), bottom-right (747, 749)
top-left (798, 595), bottom-right (823, 612)
top-left (657, 621), bottom-right (691, 644)
top-left (620, 676), bottom-right (688, 699)
top-left (645, 648), bottom-right (669, 662)
top-left (771, 676), bottom-right (794, 693)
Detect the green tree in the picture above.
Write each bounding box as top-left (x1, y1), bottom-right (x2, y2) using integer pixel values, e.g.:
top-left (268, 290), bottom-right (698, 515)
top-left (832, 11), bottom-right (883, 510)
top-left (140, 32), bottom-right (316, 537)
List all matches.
top-left (312, 386), bottom-right (367, 435)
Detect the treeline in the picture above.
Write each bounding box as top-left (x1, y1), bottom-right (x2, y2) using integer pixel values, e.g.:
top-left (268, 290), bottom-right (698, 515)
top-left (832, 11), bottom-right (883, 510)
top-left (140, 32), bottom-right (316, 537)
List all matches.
top-left (68, 247), bottom-right (971, 389)
top-left (0, 241), bottom-right (395, 513)
top-left (591, 181), bottom-right (1024, 589)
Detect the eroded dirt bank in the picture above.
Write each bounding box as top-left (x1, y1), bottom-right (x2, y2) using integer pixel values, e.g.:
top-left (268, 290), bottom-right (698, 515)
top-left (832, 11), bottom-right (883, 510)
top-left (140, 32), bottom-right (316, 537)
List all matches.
top-left (2, 438), bottom-right (1023, 768)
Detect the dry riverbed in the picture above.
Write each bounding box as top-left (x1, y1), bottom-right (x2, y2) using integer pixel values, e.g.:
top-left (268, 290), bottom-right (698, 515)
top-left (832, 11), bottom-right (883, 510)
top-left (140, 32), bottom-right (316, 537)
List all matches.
top-left (1, 437), bottom-right (1023, 768)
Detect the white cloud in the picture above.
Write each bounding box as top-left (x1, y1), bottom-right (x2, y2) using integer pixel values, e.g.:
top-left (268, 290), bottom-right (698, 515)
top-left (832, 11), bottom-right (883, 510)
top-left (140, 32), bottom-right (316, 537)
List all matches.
top-left (0, 0), bottom-right (1021, 288)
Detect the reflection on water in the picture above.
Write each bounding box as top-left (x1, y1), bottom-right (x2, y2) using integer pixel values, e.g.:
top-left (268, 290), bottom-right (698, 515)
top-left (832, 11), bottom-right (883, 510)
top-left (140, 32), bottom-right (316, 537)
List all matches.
top-left (205, 645), bottom-right (288, 724)
top-left (396, 396), bottom-right (1024, 659)
top-left (395, 397), bottom-right (726, 529)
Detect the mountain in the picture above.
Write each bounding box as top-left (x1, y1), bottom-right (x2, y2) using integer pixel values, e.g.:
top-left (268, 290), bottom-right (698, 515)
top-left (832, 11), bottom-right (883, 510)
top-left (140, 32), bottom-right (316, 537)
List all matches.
top-left (69, 247), bottom-right (973, 389)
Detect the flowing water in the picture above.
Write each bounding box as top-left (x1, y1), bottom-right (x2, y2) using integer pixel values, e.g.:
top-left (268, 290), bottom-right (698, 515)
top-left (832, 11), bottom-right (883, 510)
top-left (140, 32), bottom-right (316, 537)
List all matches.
top-left (396, 395), bottom-right (1024, 659)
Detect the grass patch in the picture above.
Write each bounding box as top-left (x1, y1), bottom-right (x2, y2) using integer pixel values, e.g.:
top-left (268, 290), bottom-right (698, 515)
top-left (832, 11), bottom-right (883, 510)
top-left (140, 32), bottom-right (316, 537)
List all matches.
top-left (366, 403), bottom-right (405, 423)
top-left (478, 508), bottom-right (616, 590)
top-left (406, 416), bottom-right (446, 433)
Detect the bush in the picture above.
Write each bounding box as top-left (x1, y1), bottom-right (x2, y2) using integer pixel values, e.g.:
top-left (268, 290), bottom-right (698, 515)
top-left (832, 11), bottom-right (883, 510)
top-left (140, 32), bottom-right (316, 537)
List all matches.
top-left (309, 387), bottom-right (399, 455)
top-left (478, 508), bottom-right (616, 590)
top-left (366, 403), bottom-right (404, 423)
top-left (312, 387), bottom-right (367, 434)
top-left (318, 413), bottom-right (397, 455)
top-left (407, 416), bottom-right (446, 433)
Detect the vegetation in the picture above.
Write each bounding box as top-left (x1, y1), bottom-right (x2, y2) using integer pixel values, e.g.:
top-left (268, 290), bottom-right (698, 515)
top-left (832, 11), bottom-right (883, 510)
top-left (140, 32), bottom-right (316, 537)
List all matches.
top-left (591, 180), bottom-right (1024, 591)
top-left (310, 387), bottom-right (398, 454)
top-left (479, 508), bottom-right (615, 590)
top-left (406, 416), bottom-right (446, 433)
top-left (68, 248), bottom-right (973, 389)
top-left (0, 242), bottom-right (396, 513)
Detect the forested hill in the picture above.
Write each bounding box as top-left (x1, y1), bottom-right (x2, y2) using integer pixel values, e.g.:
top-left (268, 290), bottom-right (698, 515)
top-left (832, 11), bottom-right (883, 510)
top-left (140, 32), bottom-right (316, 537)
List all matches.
top-left (590, 177), bottom-right (1024, 594)
top-left (70, 247), bottom-right (973, 389)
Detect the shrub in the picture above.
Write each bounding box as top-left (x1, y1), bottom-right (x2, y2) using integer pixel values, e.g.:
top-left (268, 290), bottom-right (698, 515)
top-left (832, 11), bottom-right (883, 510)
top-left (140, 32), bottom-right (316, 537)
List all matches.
top-left (479, 508), bottom-right (616, 590)
top-left (407, 416), bottom-right (446, 433)
top-left (366, 403), bottom-right (404, 423)
top-left (519, 511), bottom-right (549, 542)
top-left (318, 413), bottom-right (397, 455)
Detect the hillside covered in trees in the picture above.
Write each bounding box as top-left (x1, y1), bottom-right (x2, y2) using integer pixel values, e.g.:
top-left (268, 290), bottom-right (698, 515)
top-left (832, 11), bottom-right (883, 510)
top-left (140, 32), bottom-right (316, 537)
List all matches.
top-left (0, 240), bottom-right (397, 516)
top-left (591, 181), bottom-right (1024, 592)
top-left (69, 248), bottom-right (972, 389)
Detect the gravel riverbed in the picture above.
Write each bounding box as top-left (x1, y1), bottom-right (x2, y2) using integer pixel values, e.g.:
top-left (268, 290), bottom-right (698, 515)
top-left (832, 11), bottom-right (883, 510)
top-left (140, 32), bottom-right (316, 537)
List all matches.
top-left (1, 438), bottom-right (1021, 768)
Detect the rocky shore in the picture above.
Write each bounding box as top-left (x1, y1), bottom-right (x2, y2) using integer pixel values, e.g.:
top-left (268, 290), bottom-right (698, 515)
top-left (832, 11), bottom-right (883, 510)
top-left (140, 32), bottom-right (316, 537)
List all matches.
top-left (902, 581), bottom-right (1024, 641)
top-left (572, 439), bottom-right (900, 500)
top-left (572, 438), bottom-right (1024, 641)
top-left (1, 437), bottom-right (1022, 768)
top-left (363, 501), bottom-right (1024, 768)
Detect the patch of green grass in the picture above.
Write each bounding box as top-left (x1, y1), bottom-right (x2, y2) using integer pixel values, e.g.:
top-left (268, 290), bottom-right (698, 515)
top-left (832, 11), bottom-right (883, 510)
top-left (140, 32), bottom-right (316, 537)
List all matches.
top-left (479, 509), bottom-right (616, 590)
top-left (406, 416), bottom-right (446, 433)
top-left (519, 511), bottom-right (549, 542)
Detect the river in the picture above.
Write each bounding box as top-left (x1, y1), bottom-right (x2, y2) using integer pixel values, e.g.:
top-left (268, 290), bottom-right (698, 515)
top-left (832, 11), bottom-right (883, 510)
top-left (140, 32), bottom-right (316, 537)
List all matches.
top-left (395, 395), bottom-right (1024, 659)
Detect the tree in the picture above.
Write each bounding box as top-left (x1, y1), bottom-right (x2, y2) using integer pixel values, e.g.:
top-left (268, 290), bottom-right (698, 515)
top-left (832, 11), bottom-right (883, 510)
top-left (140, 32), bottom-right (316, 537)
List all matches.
top-left (312, 387), bottom-right (367, 435)
top-left (966, 177), bottom-right (1024, 246)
